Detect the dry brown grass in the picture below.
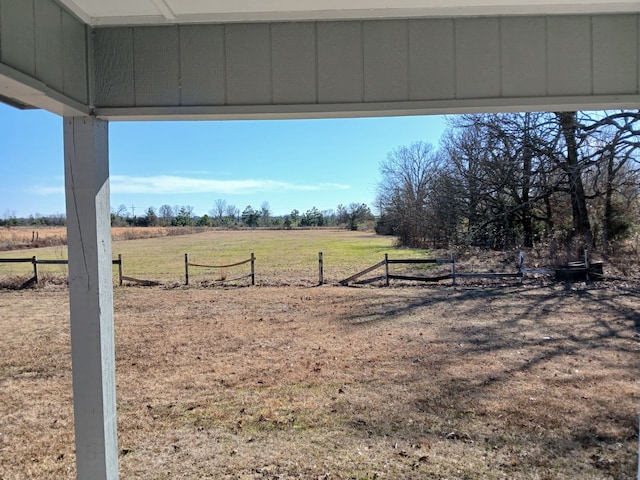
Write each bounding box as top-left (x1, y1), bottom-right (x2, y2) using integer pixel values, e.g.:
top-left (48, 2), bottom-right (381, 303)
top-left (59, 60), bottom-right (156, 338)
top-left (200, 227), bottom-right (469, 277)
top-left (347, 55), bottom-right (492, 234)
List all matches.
top-left (111, 226), bottom-right (209, 242)
top-left (1, 283), bottom-right (638, 479)
top-left (0, 226), bottom-right (210, 252)
top-left (0, 227), bottom-right (67, 251)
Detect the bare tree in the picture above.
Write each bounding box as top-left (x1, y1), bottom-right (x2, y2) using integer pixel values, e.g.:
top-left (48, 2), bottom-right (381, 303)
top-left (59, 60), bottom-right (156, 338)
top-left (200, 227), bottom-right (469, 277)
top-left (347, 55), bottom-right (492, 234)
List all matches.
top-left (444, 112), bottom-right (560, 248)
top-left (158, 204), bottom-right (174, 226)
top-left (579, 110), bottom-right (640, 251)
top-left (377, 141), bottom-right (445, 247)
top-left (211, 198), bottom-right (227, 221)
top-left (555, 112), bottom-right (594, 248)
top-left (115, 204), bottom-right (129, 218)
top-left (542, 111), bottom-right (638, 250)
top-left (378, 110), bottom-right (639, 252)
top-left (225, 204), bottom-right (239, 223)
top-left (260, 201), bottom-right (271, 227)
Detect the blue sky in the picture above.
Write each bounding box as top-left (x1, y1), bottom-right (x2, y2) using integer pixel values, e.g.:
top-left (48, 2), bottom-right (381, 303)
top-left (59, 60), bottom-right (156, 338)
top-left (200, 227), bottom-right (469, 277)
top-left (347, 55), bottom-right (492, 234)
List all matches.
top-left (0, 102), bottom-right (447, 218)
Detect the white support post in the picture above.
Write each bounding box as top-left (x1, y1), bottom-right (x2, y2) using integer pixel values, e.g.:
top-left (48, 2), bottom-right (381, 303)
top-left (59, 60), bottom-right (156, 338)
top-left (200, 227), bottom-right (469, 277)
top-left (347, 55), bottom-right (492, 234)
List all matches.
top-left (64, 117), bottom-right (118, 480)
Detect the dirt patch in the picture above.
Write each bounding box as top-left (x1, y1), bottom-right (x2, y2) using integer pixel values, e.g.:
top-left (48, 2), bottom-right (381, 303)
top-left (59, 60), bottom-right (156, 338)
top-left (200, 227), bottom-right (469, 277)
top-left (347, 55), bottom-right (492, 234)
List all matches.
top-left (1, 284), bottom-right (638, 479)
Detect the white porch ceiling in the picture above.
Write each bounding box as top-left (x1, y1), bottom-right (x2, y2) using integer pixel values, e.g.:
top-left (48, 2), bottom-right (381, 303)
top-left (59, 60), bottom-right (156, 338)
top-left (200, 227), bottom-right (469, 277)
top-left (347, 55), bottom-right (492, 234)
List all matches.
top-left (58, 0), bottom-right (640, 25)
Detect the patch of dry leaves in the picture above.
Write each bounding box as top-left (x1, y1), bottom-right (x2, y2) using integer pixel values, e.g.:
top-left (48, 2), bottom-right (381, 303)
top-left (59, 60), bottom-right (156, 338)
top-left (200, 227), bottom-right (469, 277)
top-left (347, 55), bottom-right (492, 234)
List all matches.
top-left (1, 283), bottom-right (639, 479)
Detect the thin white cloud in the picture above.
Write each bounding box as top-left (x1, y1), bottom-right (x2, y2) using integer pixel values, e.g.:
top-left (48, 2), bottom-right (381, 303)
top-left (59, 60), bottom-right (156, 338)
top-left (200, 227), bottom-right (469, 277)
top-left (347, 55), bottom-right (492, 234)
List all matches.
top-left (173, 170), bottom-right (216, 176)
top-left (31, 175), bottom-right (350, 196)
top-left (32, 185), bottom-right (64, 195)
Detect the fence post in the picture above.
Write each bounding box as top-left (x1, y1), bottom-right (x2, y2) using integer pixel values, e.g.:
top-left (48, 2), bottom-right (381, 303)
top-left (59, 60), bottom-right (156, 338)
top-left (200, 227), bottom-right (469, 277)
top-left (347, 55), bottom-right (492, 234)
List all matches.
top-left (118, 254), bottom-right (123, 287)
top-left (518, 251), bottom-right (524, 285)
top-left (384, 253), bottom-right (389, 287)
top-left (184, 253), bottom-right (189, 285)
top-left (318, 252), bottom-right (324, 285)
top-left (450, 253), bottom-right (456, 286)
top-left (250, 253), bottom-right (255, 286)
top-left (32, 256), bottom-right (38, 285)
top-left (584, 249), bottom-right (590, 283)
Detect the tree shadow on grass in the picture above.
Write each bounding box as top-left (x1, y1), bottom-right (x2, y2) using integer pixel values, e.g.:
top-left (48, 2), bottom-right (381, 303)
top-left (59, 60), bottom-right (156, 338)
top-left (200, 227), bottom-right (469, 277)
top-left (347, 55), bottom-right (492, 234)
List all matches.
top-left (329, 284), bottom-right (639, 477)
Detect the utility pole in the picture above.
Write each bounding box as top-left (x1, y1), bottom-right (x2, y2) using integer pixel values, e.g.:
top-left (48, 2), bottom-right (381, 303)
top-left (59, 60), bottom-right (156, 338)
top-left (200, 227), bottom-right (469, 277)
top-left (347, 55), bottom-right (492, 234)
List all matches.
top-left (130, 205), bottom-right (136, 218)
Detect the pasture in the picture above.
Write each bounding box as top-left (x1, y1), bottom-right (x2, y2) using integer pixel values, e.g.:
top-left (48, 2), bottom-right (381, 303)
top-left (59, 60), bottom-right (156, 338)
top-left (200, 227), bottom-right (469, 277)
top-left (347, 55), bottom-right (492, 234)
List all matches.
top-left (0, 228), bottom-right (439, 286)
top-left (0, 229), bottom-right (638, 479)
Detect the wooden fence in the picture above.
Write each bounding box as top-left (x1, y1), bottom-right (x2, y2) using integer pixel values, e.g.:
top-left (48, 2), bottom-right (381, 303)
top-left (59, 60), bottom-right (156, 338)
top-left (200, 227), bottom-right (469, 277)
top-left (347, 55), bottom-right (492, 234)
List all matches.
top-left (339, 254), bottom-right (458, 286)
top-left (0, 255), bottom-right (123, 287)
top-left (184, 253), bottom-right (255, 286)
top-left (0, 250), bottom-right (605, 289)
top-left (338, 251), bottom-right (582, 286)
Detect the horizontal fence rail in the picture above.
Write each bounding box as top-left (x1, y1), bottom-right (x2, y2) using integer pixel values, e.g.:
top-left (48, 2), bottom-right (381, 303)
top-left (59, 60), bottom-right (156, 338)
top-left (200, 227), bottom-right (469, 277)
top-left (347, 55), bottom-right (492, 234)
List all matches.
top-left (385, 258), bottom-right (453, 264)
top-left (340, 254), bottom-right (457, 286)
top-left (387, 273), bottom-right (454, 282)
top-left (35, 259), bottom-right (71, 265)
top-left (338, 260), bottom-right (387, 286)
top-left (338, 251), bottom-right (598, 287)
top-left (0, 255), bottom-right (123, 287)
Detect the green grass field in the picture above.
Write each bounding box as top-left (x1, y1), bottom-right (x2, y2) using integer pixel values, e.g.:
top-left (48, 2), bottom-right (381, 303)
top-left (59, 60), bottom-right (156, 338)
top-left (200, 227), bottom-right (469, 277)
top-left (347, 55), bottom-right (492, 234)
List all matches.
top-left (0, 228), bottom-right (433, 285)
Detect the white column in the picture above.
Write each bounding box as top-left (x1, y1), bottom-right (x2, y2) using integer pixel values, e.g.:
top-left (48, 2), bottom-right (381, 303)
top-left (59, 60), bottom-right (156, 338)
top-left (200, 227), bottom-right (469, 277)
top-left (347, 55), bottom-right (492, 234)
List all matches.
top-left (64, 117), bottom-right (118, 480)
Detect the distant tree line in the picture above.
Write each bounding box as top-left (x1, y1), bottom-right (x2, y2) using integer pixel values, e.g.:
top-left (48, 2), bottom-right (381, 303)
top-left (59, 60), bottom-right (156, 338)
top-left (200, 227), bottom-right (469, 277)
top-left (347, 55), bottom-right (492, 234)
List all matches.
top-left (0, 212), bottom-right (66, 227)
top-left (376, 110), bottom-right (640, 253)
top-left (108, 200), bottom-right (375, 231)
top-left (2, 201), bottom-right (376, 231)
